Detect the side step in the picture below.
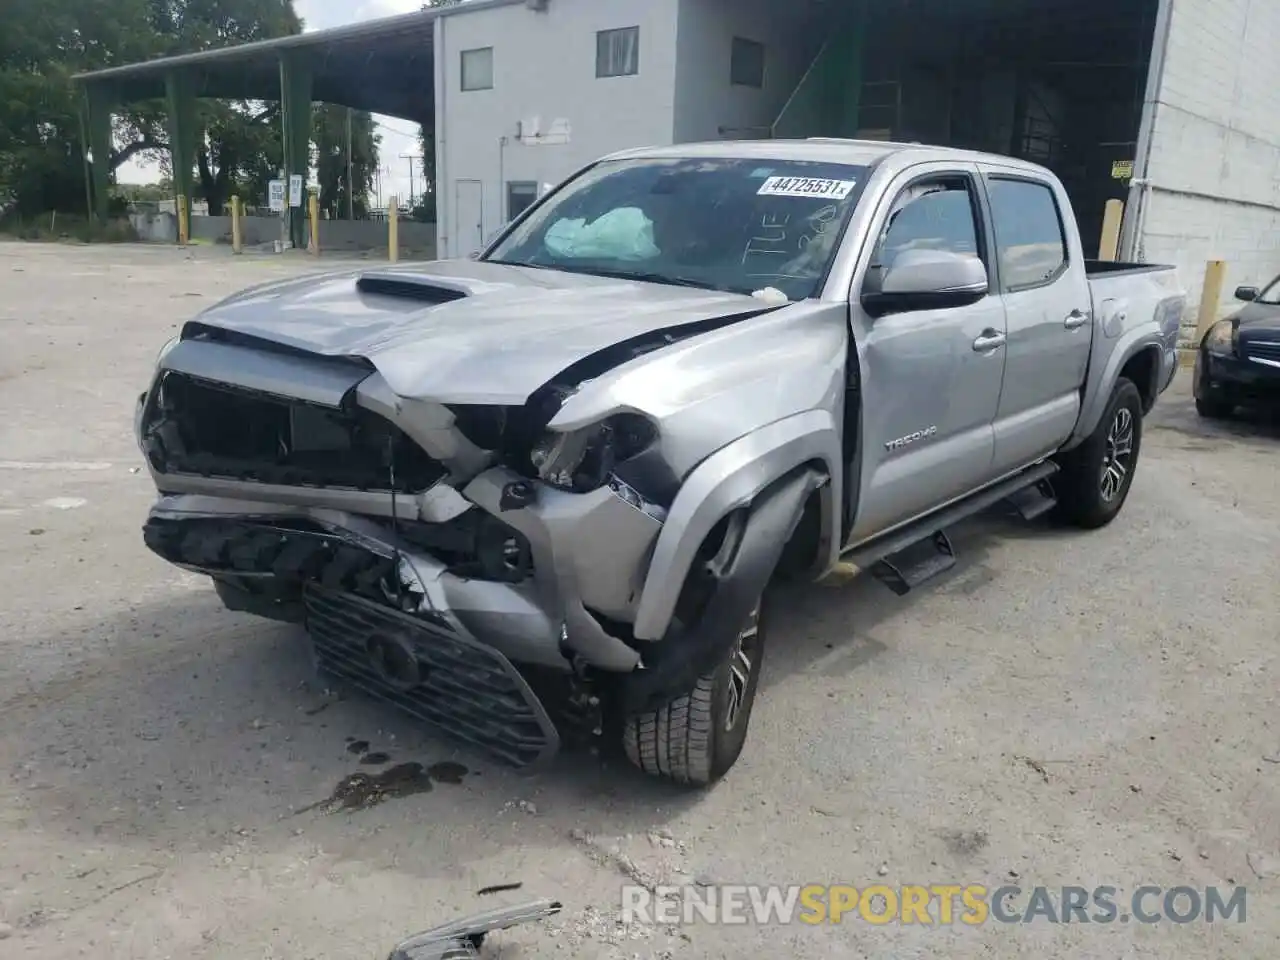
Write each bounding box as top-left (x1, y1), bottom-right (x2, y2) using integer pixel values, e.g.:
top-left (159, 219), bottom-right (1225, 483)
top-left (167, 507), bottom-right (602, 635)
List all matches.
top-left (872, 530), bottom-right (955, 596)
top-left (844, 461), bottom-right (1059, 595)
top-left (1005, 478), bottom-right (1058, 521)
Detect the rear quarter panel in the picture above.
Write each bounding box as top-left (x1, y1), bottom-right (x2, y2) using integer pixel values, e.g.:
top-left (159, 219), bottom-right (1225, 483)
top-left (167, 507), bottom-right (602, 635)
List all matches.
top-left (1069, 266), bottom-right (1186, 447)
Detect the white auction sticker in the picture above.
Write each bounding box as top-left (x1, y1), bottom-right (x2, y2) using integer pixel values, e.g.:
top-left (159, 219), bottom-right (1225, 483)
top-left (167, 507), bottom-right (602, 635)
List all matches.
top-left (757, 176), bottom-right (856, 200)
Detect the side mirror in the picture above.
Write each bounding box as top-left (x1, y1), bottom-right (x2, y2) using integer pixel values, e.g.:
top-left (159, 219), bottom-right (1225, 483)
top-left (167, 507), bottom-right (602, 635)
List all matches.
top-left (862, 249), bottom-right (989, 317)
top-left (1235, 285), bottom-right (1259, 302)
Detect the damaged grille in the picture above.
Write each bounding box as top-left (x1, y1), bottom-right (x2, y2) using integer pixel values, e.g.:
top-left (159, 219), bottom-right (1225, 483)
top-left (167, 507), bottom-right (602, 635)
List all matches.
top-left (142, 371), bottom-right (445, 492)
top-left (305, 586), bottom-right (559, 767)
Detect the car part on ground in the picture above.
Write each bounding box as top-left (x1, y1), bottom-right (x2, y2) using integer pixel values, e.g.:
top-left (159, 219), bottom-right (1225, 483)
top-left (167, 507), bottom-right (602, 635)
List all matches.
top-left (387, 899), bottom-right (562, 960)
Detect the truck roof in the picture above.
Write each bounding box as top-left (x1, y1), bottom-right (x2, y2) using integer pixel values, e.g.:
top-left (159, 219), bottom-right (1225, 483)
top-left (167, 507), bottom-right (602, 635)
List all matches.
top-left (603, 138), bottom-right (1052, 176)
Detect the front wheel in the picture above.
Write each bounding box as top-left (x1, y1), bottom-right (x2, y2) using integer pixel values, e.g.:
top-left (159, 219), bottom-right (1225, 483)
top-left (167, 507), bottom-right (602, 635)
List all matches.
top-left (1054, 377), bottom-right (1143, 529)
top-left (622, 603), bottom-right (765, 786)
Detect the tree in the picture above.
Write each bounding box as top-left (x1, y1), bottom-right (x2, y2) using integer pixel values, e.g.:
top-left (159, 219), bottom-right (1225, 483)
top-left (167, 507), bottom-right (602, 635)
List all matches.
top-left (0, 0), bottom-right (302, 218)
top-left (314, 105), bottom-right (379, 219)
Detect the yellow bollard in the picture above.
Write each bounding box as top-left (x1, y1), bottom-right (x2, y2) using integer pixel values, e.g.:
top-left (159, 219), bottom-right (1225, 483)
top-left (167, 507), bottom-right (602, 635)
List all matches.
top-left (230, 195), bottom-right (243, 254)
top-left (388, 195), bottom-right (399, 263)
top-left (176, 194), bottom-right (189, 246)
top-left (1194, 260), bottom-right (1228, 342)
top-left (1098, 199), bottom-right (1124, 262)
top-left (308, 188), bottom-right (320, 256)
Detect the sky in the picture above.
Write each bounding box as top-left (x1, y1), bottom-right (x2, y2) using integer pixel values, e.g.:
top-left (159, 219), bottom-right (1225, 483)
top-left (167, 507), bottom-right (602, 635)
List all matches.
top-left (118, 0), bottom-right (427, 206)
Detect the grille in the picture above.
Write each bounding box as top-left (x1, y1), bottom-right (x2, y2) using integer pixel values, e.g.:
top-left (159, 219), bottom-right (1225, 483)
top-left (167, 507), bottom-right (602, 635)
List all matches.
top-left (304, 586), bottom-right (559, 768)
top-left (1244, 341), bottom-right (1280, 363)
top-left (143, 371), bottom-right (445, 492)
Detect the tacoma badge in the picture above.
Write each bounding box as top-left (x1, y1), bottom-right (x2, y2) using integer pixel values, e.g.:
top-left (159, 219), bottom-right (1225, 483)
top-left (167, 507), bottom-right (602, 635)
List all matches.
top-left (885, 426), bottom-right (938, 451)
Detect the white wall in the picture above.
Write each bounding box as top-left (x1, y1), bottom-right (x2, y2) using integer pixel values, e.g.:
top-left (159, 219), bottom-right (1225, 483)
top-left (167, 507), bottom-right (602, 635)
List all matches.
top-left (435, 0), bottom-right (681, 258)
top-left (671, 0), bottom-right (818, 143)
top-left (1139, 0), bottom-right (1280, 337)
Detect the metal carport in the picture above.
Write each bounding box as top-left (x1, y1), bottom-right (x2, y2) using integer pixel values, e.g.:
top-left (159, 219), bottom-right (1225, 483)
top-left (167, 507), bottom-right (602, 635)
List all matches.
top-left (72, 8), bottom-right (443, 244)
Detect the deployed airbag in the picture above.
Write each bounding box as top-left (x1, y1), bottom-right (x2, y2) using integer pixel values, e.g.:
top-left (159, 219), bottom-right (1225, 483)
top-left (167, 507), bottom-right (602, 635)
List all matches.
top-left (544, 207), bottom-right (659, 261)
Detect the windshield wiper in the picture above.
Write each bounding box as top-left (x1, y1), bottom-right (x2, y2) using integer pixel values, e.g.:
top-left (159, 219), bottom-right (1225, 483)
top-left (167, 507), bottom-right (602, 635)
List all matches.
top-left (484, 260), bottom-right (747, 294)
top-left (554, 265), bottom-right (731, 292)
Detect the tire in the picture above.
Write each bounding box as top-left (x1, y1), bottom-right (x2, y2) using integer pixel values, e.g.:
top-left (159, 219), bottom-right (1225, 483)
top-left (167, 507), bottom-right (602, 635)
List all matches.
top-left (1195, 397), bottom-right (1234, 419)
top-left (622, 601), bottom-right (766, 786)
top-left (1054, 377), bottom-right (1143, 529)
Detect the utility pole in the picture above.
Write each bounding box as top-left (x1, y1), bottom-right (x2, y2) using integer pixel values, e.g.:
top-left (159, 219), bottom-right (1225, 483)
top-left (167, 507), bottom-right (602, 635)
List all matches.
top-left (345, 107), bottom-right (354, 220)
top-left (399, 153), bottom-right (418, 207)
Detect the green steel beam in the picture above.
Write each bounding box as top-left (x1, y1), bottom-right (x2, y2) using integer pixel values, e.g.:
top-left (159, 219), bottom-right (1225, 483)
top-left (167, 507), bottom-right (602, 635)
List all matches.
top-left (770, 0), bottom-right (866, 140)
top-left (279, 51), bottom-right (313, 248)
top-left (165, 70), bottom-right (198, 235)
top-left (83, 84), bottom-right (115, 223)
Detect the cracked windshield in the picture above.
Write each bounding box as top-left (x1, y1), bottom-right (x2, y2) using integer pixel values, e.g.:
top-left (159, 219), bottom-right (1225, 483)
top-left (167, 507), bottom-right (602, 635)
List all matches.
top-left (487, 157), bottom-right (869, 299)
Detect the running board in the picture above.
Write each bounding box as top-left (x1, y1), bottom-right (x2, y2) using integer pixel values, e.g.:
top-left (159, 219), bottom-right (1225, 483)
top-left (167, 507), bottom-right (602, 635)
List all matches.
top-left (844, 461), bottom-right (1059, 595)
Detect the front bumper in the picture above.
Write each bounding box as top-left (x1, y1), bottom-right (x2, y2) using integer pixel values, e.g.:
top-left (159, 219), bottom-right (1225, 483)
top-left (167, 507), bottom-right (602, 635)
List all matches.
top-left (143, 484), bottom-right (657, 768)
top-left (144, 484), bottom-right (653, 676)
top-left (1194, 349), bottom-right (1280, 405)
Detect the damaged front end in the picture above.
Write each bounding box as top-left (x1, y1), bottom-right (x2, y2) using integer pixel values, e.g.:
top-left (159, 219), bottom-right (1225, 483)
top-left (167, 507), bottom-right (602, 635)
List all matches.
top-left (135, 330), bottom-right (686, 765)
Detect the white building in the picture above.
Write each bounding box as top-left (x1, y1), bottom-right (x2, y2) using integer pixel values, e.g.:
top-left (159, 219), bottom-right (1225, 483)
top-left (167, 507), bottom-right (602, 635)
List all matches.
top-left (431, 0), bottom-right (1280, 337)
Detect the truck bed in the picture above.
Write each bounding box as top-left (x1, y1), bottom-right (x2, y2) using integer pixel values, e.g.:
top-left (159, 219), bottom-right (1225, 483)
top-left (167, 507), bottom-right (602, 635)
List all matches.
top-left (1083, 259), bottom-right (1177, 278)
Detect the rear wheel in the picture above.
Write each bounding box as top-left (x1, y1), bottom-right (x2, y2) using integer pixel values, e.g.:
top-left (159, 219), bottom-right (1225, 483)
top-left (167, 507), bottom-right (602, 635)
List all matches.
top-left (623, 602), bottom-right (765, 786)
top-left (1055, 378), bottom-right (1143, 529)
top-left (1195, 396), bottom-right (1234, 419)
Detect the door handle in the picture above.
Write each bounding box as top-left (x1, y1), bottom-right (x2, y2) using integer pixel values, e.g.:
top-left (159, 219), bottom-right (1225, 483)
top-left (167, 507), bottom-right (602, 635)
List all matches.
top-left (972, 330), bottom-right (1006, 352)
top-left (1064, 309), bottom-right (1089, 330)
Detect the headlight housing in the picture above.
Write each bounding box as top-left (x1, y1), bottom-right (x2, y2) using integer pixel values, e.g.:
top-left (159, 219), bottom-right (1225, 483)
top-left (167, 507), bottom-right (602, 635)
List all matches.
top-left (1204, 319), bottom-right (1237, 356)
top-left (530, 413), bottom-right (657, 493)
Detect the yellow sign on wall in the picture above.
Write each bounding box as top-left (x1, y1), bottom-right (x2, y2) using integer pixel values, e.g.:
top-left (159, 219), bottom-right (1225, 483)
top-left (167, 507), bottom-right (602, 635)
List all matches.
top-left (1111, 160), bottom-right (1134, 180)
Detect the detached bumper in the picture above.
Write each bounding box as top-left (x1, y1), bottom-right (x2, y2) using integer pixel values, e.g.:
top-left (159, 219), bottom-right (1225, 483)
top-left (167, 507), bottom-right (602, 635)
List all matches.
top-left (1194, 350), bottom-right (1280, 405)
top-left (142, 475), bottom-right (661, 766)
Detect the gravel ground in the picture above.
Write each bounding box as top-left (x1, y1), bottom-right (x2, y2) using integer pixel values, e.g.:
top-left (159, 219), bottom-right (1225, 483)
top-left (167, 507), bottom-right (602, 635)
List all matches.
top-left (1, 241), bottom-right (1277, 959)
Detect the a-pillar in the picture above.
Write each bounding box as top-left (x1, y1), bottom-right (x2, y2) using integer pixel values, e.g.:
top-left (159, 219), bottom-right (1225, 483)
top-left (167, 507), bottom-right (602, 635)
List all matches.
top-left (83, 83), bottom-right (115, 223)
top-left (165, 70), bottom-right (198, 234)
top-left (279, 51), bottom-right (313, 249)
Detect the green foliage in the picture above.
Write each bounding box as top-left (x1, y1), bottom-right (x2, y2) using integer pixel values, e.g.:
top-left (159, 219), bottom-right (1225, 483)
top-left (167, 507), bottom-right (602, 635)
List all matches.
top-left (0, 211), bottom-right (139, 243)
top-left (313, 105), bottom-right (379, 220)
top-left (0, 0), bottom-right (308, 218)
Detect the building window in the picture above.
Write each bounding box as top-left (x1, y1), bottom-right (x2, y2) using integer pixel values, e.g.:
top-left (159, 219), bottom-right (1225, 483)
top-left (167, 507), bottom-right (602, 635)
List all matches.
top-left (507, 181), bottom-right (539, 222)
top-left (731, 37), bottom-right (765, 88)
top-left (597, 26), bottom-right (639, 78)
top-left (461, 47), bottom-right (494, 91)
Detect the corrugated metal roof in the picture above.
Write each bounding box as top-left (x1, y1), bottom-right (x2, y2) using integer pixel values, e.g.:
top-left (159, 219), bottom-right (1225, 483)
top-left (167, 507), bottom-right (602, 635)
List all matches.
top-left (72, 0), bottom-right (521, 83)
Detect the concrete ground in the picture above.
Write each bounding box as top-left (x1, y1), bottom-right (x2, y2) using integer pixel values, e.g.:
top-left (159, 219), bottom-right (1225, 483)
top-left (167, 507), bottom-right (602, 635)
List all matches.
top-left (1, 241), bottom-right (1277, 959)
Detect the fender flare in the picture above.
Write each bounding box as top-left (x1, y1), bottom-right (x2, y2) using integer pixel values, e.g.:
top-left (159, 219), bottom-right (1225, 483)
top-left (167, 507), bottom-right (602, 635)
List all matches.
top-left (1068, 331), bottom-right (1164, 448)
top-left (631, 409), bottom-right (842, 641)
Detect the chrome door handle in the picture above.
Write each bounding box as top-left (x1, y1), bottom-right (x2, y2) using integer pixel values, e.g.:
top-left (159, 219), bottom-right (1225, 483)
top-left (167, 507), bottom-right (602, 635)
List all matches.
top-left (972, 331), bottom-right (1006, 352)
top-left (1064, 309), bottom-right (1089, 330)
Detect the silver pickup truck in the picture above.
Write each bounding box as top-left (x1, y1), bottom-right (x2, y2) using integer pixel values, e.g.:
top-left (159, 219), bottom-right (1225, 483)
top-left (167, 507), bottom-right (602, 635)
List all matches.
top-left (136, 140), bottom-right (1185, 786)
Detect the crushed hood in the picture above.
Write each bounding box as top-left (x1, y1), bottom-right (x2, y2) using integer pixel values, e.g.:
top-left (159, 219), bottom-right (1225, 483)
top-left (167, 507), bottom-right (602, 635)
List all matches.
top-left (187, 259), bottom-right (766, 404)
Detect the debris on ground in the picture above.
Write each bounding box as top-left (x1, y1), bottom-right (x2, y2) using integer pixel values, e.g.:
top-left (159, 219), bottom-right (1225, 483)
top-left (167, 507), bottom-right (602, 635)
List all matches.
top-left (476, 882), bottom-right (524, 896)
top-left (1014, 755), bottom-right (1050, 783)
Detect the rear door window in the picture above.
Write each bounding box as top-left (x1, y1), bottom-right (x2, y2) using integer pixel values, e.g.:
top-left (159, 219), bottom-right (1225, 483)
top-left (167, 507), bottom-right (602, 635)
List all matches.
top-left (986, 178), bottom-right (1068, 290)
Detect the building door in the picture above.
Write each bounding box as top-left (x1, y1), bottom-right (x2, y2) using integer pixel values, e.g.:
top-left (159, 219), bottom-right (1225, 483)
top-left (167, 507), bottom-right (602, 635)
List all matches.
top-left (455, 179), bottom-right (484, 257)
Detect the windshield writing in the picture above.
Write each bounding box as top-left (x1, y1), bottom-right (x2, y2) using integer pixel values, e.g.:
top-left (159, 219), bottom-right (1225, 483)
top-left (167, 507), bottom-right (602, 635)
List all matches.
top-left (485, 157), bottom-right (869, 300)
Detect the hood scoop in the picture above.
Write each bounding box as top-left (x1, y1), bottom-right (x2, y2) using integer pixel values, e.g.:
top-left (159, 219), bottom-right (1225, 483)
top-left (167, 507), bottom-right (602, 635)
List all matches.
top-left (356, 271), bottom-right (470, 305)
